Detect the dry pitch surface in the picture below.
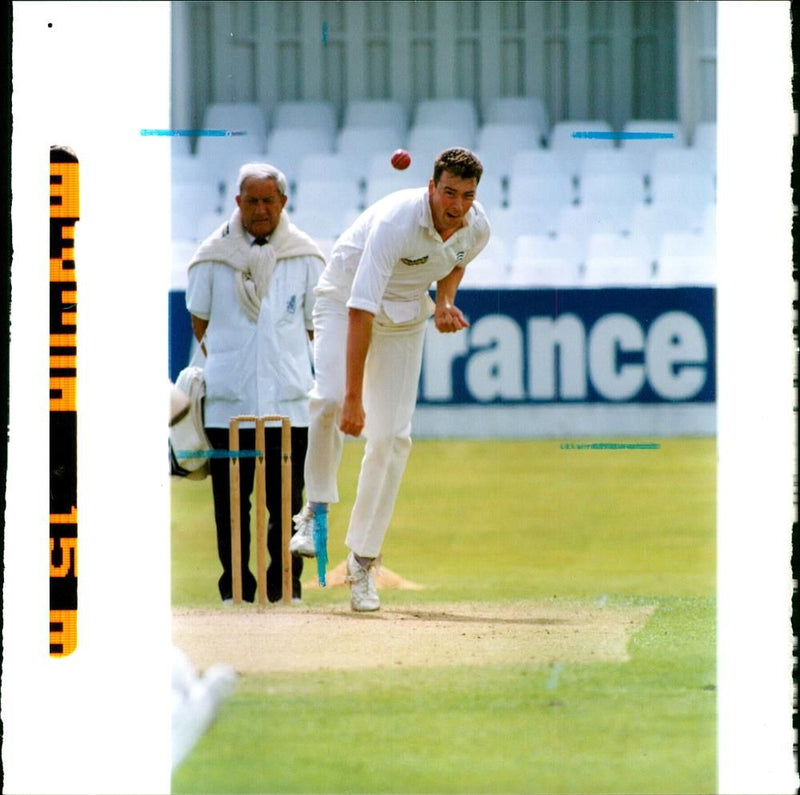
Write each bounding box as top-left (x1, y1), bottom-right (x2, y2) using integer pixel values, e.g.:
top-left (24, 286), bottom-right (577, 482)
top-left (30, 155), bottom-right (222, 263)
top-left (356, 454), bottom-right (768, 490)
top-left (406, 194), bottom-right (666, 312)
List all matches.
top-left (174, 592), bottom-right (654, 674)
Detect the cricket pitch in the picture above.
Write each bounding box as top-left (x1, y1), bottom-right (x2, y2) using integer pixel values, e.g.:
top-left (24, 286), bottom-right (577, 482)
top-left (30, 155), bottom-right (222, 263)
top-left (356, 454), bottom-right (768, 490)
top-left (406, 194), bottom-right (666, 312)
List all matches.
top-left (173, 600), bottom-right (655, 674)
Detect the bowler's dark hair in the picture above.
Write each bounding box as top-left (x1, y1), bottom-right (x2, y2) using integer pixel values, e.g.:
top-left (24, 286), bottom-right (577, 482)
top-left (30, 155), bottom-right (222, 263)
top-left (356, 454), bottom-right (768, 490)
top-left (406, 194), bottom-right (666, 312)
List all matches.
top-left (432, 148), bottom-right (483, 185)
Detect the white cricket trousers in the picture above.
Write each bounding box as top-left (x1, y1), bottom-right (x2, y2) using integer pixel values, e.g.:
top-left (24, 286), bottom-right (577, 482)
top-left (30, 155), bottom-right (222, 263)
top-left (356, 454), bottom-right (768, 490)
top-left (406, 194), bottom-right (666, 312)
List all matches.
top-left (305, 296), bottom-right (428, 558)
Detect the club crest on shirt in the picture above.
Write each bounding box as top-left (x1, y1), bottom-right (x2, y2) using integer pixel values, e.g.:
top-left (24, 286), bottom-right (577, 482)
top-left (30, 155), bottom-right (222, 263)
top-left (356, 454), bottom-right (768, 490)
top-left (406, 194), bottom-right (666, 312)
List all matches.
top-left (401, 255), bottom-right (429, 266)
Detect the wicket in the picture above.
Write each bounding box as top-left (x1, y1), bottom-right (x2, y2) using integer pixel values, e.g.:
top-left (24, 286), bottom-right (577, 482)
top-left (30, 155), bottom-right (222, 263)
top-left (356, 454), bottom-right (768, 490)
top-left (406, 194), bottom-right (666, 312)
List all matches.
top-left (228, 415), bottom-right (292, 605)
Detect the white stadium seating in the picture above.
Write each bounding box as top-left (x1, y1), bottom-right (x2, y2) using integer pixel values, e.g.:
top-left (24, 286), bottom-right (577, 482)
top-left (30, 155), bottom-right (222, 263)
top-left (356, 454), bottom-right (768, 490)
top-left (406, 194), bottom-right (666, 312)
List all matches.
top-left (343, 99), bottom-right (408, 135)
top-left (175, 98), bottom-right (715, 288)
top-left (486, 96), bottom-right (549, 143)
top-left (336, 126), bottom-right (407, 185)
top-left (273, 100), bottom-right (338, 135)
top-left (414, 98), bottom-right (478, 142)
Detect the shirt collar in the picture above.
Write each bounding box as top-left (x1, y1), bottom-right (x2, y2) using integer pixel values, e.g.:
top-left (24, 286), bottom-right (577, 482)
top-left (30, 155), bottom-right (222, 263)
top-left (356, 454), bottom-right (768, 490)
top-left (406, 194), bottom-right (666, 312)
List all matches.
top-left (245, 231), bottom-right (269, 246)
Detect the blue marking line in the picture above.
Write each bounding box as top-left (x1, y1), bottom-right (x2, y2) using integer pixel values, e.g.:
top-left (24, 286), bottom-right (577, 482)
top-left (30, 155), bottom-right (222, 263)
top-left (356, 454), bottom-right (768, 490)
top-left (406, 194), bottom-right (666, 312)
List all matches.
top-left (174, 449), bottom-right (262, 459)
top-left (140, 129), bottom-right (247, 137)
top-left (560, 442), bottom-right (661, 450)
top-left (571, 131), bottom-right (675, 140)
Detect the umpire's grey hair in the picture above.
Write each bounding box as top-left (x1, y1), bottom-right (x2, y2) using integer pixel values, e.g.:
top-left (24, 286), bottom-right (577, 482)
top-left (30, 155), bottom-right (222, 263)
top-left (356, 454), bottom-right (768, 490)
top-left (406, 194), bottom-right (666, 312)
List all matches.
top-left (237, 162), bottom-right (288, 197)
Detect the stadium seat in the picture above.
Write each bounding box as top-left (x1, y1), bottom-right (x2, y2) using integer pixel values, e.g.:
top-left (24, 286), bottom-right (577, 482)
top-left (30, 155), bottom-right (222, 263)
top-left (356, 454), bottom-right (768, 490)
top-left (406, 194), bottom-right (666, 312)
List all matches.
top-left (473, 148), bottom-right (511, 199)
top-left (473, 171), bottom-right (504, 213)
top-left (578, 172), bottom-right (646, 207)
top-left (657, 230), bottom-right (715, 259)
top-left (485, 96), bottom-right (549, 143)
top-left (343, 99), bottom-right (408, 135)
top-left (508, 173), bottom-right (575, 209)
top-left (196, 103), bottom-right (269, 171)
top-left (556, 203), bottom-right (634, 263)
top-left (195, 142), bottom-right (270, 191)
top-left (273, 100), bottom-right (338, 134)
top-left (650, 147), bottom-right (715, 179)
top-left (287, 205), bottom-right (356, 241)
top-left (414, 98), bottom-right (478, 142)
top-left (702, 202), bottom-right (716, 237)
top-left (195, 209), bottom-right (227, 241)
top-left (654, 231), bottom-right (715, 285)
top-left (513, 233), bottom-right (582, 267)
top-left (510, 150), bottom-right (574, 194)
top-left (631, 200), bottom-right (705, 235)
top-left (171, 181), bottom-right (224, 242)
top-left (476, 123), bottom-right (543, 183)
top-left (488, 204), bottom-right (561, 241)
top-left (292, 177), bottom-right (362, 216)
top-left (653, 254), bottom-right (715, 286)
top-left (582, 254), bottom-right (653, 287)
top-left (584, 229), bottom-right (654, 285)
top-left (171, 151), bottom-right (206, 184)
top-left (692, 121), bottom-right (716, 150)
top-left (459, 236), bottom-right (511, 288)
top-left (297, 152), bottom-right (353, 183)
top-left (336, 125), bottom-right (407, 184)
top-left (665, 255), bottom-right (717, 286)
top-left (618, 120), bottom-right (686, 181)
top-left (365, 173), bottom-right (423, 206)
top-left (407, 124), bottom-right (477, 165)
top-left (509, 255), bottom-right (583, 287)
top-left (201, 102), bottom-right (269, 139)
top-left (649, 171), bottom-right (716, 207)
top-left (548, 120), bottom-right (614, 180)
top-left (510, 234), bottom-right (582, 286)
top-left (587, 231), bottom-right (650, 260)
top-left (630, 201), bottom-right (706, 263)
top-left (265, 127), bottom-right (336, 190)
top-left (579, 148), bottom-right (650, 183)
top-left (171, 135), bottom-right (192, 157)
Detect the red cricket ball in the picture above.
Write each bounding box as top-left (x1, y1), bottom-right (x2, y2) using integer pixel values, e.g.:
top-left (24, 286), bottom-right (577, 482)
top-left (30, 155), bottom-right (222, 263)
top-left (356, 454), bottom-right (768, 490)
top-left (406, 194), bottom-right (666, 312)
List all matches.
top-left (391, 149), bottom-right (411, 170)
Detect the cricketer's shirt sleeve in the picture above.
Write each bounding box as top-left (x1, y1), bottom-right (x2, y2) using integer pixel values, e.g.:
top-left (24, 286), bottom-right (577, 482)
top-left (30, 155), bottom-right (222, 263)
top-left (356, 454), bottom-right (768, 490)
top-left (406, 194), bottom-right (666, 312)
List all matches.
top-left (346, 218), bottom-right (406, 315)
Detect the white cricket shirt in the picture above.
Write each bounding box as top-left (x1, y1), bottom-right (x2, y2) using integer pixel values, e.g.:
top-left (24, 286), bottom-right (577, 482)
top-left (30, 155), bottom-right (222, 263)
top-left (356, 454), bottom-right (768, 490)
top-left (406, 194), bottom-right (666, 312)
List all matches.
top-left (315, 188), bottom-right (490, 324)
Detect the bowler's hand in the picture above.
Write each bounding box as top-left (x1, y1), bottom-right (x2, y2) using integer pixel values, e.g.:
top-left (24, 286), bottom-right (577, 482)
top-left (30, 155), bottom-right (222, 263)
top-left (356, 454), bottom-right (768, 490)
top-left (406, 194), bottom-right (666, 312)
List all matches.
top-left (339, 394), bottom-right (365, 437)
top-left (434, 304), bottom-right (470, 333)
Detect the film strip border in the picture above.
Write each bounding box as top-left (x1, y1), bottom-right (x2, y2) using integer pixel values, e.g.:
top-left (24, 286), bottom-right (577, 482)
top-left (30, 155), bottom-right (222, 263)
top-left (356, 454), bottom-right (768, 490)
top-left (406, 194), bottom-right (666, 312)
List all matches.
top-left (49, 146), bottom-right (79, 656)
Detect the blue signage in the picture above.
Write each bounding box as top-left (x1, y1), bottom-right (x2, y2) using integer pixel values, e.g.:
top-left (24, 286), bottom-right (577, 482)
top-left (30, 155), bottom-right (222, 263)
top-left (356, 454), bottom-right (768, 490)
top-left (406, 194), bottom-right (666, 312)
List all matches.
top-left (419, 287), bottom-right (715, 405)
top-left (169, 286), bottom-right (716, 405)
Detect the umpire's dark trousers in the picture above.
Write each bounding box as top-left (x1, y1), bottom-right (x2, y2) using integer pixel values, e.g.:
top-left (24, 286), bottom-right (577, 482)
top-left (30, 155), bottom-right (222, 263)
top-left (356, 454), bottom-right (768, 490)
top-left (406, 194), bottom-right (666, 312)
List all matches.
top-left (206, 425), bottom-right (308, 602)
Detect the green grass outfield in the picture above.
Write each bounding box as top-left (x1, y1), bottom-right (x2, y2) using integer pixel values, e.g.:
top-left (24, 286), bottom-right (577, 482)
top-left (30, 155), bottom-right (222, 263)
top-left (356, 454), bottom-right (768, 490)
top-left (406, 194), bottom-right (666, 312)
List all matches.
top-left (171, 437), bottom-right (716, 794)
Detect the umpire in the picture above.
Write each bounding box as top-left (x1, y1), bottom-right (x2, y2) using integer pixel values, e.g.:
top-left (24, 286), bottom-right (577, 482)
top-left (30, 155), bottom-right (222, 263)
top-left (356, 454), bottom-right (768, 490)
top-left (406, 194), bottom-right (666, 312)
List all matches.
top-left (186, 163), bottom-right (325, 603)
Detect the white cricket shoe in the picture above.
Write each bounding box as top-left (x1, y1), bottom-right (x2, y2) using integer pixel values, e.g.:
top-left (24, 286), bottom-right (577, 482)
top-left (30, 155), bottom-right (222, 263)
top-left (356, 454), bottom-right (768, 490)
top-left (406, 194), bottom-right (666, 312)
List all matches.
top-left (345, 552), bottom-right (380, 612)
top-left (289, 506), bottom-right (316, 557)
